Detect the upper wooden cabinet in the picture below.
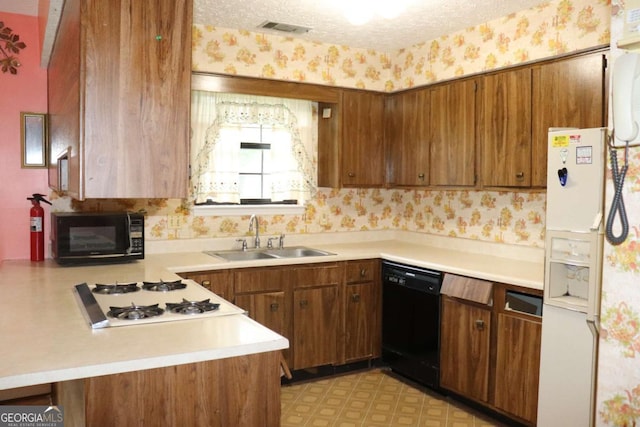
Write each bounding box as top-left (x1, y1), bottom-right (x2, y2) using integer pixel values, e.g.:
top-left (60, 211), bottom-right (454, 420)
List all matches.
top-left (385, 89), bottom-right (430, 186)
top-left (341, 90), bottom-right (386, 187)
top-left (47, 0), bottom-right (191, 199)
top-left (429, 79), bottom-right (478, 186)
top-left (531, 52), bottom-right (607, 187)
top-left (481, 68), bottom-right (533, 187)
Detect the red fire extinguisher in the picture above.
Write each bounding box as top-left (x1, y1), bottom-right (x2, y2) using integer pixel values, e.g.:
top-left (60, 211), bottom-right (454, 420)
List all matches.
top-left (27, 193), bottom-right (52, 262)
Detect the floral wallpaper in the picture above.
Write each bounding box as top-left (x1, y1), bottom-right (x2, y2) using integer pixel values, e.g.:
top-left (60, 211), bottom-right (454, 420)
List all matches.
top-left (192, 0), bottom-right (610, 92)
top-left (49, 188), bottom-right (546, 247)
top-left (595, 1), bottom-right (640, 425)
top-left (52, 0), bottom-right (593, 249)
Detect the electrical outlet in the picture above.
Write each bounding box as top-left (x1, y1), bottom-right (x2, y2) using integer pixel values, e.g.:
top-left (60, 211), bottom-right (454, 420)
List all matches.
top-left (168, 214), bottom-right (183, 229)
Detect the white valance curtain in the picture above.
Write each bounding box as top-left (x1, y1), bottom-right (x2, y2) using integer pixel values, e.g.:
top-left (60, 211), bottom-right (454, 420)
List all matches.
top-left (191, 92), bottom-right (317, 204)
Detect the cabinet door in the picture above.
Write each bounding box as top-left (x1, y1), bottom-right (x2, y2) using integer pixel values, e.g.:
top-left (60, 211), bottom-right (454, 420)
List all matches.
top-left (47, 0), bottom-right (81, 195)
top-left (180, 270), bottom-right (233, 301)
top-left (386, 90), bottom-right (430, 186)
top-left (342, 90), bottom-right (385, 186)
top-left (481, 68), bottom-right (532, 187)
top-left (531, 52), bottom-right (607, 187)
top-left (235, 292), bottom-right (291, 364)
top-left (494, 313), bottom-right (542, 424)
top-left (429, 79), bottom-right (477, 186)
top-left (83, 0), bottom-right (191, 198)
top-left (49, 0), bottom-right (191, 199)
top-left (440, 296), bottom-right (491, 402)
top-left (344, 283), bottom-right (376, 362)
top-left (293, 286), bottom-right (339, 369)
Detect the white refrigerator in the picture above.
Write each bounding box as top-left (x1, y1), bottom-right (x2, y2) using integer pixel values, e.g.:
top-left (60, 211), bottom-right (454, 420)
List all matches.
top-left (537, 127), bottom-right (606, 426)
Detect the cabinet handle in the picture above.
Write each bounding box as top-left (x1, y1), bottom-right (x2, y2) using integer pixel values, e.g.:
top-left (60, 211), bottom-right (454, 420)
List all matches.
top-left (515, 172), bottom-right (525, 180)
top-left (360, 268), bottom-right (367, 278)
top-left (348, 172), bottom-right (355, 178)
top-left (202, 280), bottom-right (211, 288)
top-left (418, 173), bottom-right (425, 180)
top-left (475, 319), bottom-right (485, 330)
top-left (270, 303), bottom-right (279, 312)
top-left (351, 293), bottom-right (361, 303)
top-left (299, 300), bottom-right (308, 309)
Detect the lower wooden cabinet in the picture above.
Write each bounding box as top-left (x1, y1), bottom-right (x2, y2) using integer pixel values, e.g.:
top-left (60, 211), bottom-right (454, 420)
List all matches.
top-left (440, 296), bottom-right (492, 403)
top-left (180, 269), bottom-right (233, 301)
top-left (293, 286), bottom-right (339, 369)
top-left (344, 260), bottom-right (381, 363)
top-left (291, 263), bottom-right (342, 369)
top-left (182, 261), bottom-right (382, 373)
top-left (55, 351), bottom-right (281, 427)
top-left (440, 275), bottom-right (542, 426)
top-left (494, 312), bottom-right (542, 424)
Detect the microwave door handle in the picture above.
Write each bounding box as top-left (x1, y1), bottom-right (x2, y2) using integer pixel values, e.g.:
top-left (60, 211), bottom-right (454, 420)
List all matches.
top-left (125, 213), bottom-right (132, 254)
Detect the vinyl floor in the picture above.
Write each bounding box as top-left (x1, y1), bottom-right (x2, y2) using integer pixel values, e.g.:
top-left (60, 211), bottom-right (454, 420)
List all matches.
top-left (281, 368), bottom-right (505, 427)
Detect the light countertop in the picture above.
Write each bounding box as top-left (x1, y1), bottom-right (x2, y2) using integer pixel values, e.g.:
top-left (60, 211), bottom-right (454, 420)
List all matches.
top-left (0, 232), bottom-right (543, 390)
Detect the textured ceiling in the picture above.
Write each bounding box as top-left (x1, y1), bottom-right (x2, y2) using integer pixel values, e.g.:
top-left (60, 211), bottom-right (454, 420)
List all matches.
top-left (0, 0), bottom-right (548, 54)
top-left (193, 0), bottom-right (548, 52)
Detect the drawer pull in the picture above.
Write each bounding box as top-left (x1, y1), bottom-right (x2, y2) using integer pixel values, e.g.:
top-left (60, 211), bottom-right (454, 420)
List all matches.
top-left (299, 300), bottom-right (308, 308)
top-left (202, 280), bottom-right (211, 288)
top-left (515, 172), bottom-right (525, 180)
top-left (270, 303), bottom-right (279, 312)
top-left (360, 268), bottom-right (367, 278)
top-left (418, 173), bottom-right (425, 180)
top-left (475, 319), bottom-right (485, 330)
top-left (348, 172), bottom-right (355, 178)
top-left (351, 293), bottom-right (361, 303)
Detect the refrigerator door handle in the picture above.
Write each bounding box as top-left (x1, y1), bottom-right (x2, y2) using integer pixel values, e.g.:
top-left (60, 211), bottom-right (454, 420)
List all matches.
top-left (591, 212), bottom-right (603, 231)
top-left (586, 314), bottom-right (601, 337)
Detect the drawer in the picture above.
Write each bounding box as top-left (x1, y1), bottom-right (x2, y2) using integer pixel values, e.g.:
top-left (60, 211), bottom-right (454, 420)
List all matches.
top-left (180, 270), bottom-right (233, 300)
top-left (346, 259), bottom-right (378, 283)
top-left (234, 267), bottom-right (285, 294)
top-left (292, 263), bottom-right (341, 289)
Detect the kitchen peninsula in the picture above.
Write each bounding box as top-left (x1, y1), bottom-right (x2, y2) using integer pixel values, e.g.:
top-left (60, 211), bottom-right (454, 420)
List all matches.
top-left (0, 232), bottom-right (543, 426)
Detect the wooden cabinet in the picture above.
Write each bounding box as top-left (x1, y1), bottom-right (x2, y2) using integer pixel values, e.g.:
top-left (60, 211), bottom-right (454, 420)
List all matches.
top-left (57, 351), bottom-right (281, 427)
top-left (180, 270), bottom-right (234, 301)
top-left (47, 0), bottom-right (191, 199)
top-left (233, 267), bottom-right (291, 365)
top-left (531, 51), bottom-right (607, 187)
top-left (344, 260), bottom-right (381, 363)
top-left (181, 261), bottom-right (381, 372)
top-left (494, 312), bottom-right (542, 424)
top-left (493, 285), bottom-right (543, 425)
top-left (441, 274), bottom-right (542, 426)
top-left (385, 89), bottom-right (430, 186)
top-left (481, 68), bottom-right (533, 187)
top-left (341, 90), bottom-right (385, 187)
top-left (0, 384), bottom-right (51, 405)
top-left (440, 296), bottom-right (492, 403)
top-left (291, 263), bottom-right (342, 369)
top-left (429, 79), bottom-right (478, 186)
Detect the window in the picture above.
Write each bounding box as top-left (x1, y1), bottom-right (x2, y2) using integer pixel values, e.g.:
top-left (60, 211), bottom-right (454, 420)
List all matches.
top-left (239, 139), bottom-right (272, 202)
top-left (190, 92), bottom-right (317, 211)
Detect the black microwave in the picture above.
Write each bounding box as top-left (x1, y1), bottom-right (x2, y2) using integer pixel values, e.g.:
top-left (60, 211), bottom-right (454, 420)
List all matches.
top-left (51, 212), bottom-right (144, 265)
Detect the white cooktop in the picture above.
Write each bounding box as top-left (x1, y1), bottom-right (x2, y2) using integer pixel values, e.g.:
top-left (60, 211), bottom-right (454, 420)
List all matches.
top-left (75, 281), bottom-right (245, 329)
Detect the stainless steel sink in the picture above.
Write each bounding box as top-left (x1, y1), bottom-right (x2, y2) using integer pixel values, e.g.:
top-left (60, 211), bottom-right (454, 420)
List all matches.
top-left (204, 250), bottom-right (277, 262)
top-left (205, 246), bottom-right (334, 262)
top-left (266, 246), bottom-right (334, 258)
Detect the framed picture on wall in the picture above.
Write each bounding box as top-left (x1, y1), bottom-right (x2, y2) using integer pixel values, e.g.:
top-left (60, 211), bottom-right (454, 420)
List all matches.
top-left (20, 112), bottom-right (48, 168)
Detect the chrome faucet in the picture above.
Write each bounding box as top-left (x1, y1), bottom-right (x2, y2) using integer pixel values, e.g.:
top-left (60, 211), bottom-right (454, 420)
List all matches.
top-left (249, 214), bottom-right (260, 248)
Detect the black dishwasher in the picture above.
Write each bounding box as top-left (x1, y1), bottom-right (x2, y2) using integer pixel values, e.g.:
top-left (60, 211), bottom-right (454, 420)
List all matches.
top-left (382, 260), bottom-right (443, 389)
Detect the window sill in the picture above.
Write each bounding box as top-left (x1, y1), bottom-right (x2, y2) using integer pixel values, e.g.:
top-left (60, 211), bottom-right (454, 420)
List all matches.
top-left (192, 204), bottom-right (306, 217)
